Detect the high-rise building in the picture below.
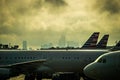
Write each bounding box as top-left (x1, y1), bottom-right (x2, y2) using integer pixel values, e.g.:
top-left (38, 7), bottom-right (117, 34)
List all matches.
top-left (58, 34), bottom-right (66, 48)
top-left (67, 41), bottom-right (79, 48)
top-left (23, 41), bottom-right (27, 50)
top-left (41, 43), bottom-right (53, 49)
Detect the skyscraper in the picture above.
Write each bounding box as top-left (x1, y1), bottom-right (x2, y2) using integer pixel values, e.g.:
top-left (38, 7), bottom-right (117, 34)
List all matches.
top-left (23, 41), bottom-right (27, 50)
top-left (58, 34), bottom-right (66, 48)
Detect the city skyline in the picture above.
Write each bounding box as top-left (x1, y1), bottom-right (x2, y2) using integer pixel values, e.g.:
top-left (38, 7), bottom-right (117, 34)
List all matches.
top-left (0, 0), bottom-right (120, 48)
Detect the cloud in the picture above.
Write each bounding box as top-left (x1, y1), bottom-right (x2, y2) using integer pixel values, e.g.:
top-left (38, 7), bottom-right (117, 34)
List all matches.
top-left (0, 0), bottom-right (120, 48)
top-left (0, 0), bottom-right (68, 48)
top-left (92, 0), bottom-right (120, 33)
top-left (0, 0), bottom-right (67, 35)
top-left (91, 0), bottom-right (120, 45)
top-left (94, 0), bottom-right (120, 14)
top-left (45, 0), bottom-right (67, 7)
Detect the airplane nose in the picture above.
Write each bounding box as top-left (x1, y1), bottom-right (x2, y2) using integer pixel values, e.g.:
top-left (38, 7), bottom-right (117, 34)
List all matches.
top-left (84, 63), bottom-right (96, 79)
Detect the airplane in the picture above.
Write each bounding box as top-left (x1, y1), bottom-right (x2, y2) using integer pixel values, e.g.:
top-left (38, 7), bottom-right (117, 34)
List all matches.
top-left (0, 32), bottom-right (115, 80)
top-left (81, 32), bottom-right (99, 49)
top-left (81, 33), bottom-right (109, 49)
top-left (0, 50), bottom-right (109, 80)
top-left (96, 34), bottom-right (109, 49)
top-left (41, 32), bottom-right (109, 50)
top-left (110, 40), bottom-right (120, 51)
top-left (41, 32), bottom-right (110, 50)
top-left (84, 51), bottom-right (120, 80)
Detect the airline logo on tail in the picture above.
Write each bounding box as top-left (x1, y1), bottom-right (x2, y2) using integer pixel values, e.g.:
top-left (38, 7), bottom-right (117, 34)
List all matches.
top-left (97, 34), bottom-right (109, 49)
top-left (81, 32), bottom-right (100, 49)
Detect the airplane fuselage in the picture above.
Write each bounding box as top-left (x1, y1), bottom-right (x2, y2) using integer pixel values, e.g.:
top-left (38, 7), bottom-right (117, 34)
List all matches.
top-left (0, 50), bottom-right (108, 74)
top-left (84, 51), bottom-right (120, 80)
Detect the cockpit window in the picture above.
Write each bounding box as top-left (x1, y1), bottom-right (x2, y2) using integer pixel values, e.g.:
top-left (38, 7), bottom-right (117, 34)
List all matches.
top-left (103, 59), bottom-right (106, 63)
top-left (96, 58), bottom-right (106, 63)
top-left (97, 58), bottom-right (102, 63)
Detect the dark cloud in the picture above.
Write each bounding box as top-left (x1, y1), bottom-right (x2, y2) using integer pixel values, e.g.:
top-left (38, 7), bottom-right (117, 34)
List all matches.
top-left (3, 0), bottom-right (67, 15)
top-left (0, 0), bottom-right (120, 48)
top-left (0, 0), bottom-right (67, 47)
top-left (0, 0), bottom-right (67, 35)
top-left (45, 0), bottom-right (67, 7)
top-left (94, 0), bottom-right (120, 14)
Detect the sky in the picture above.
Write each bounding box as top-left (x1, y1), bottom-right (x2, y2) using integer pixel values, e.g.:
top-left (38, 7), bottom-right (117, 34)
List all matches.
top-left (0, 0), bottom-right (120, 49)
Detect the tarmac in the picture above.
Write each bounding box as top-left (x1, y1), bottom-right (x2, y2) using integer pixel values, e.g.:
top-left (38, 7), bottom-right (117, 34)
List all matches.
top-left (9, 75), bottom-right (84, 80)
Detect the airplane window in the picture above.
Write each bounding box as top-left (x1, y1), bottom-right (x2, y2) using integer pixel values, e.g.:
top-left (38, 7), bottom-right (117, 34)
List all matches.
top-left (97, 58), bottom-right (106, 63)
top-left (18, 57), bottom-right (20, 59)
top-left (24, 57), bottom-right (26, 59)
top-left (33, 57), bottom-right (36, 59)
top-left (0, 57), bottom-right (1, 59)
top-left (65, 57), bottom-right (67, 59)
top-left (30, 57), bottom-right (32, 59)
top-left (97, 58), bottom-right (102, 63)
top-left (68, 57), bottom-right (70, 59)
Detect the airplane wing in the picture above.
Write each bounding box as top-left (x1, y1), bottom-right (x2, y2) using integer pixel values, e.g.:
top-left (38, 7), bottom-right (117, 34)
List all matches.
top-left (0, 59), bottom-right (46, 69)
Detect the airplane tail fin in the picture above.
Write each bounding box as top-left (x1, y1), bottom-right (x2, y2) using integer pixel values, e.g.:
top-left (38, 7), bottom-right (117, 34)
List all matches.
top-left (81, 32), bottom-right (100, 49)
top-left (111, 41), bottom-right (120, 51)
top-left (97, 34), bottom-right (109, 49)
top-left (115, 41), bottom-right (120, 47)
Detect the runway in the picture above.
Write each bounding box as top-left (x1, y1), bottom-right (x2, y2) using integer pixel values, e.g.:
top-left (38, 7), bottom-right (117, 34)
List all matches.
top-left (9, 75), bottom-right (84, 80)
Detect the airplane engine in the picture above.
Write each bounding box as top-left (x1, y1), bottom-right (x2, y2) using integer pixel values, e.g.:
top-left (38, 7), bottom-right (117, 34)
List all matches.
top-left (0, 68), bottom-right (10, 79)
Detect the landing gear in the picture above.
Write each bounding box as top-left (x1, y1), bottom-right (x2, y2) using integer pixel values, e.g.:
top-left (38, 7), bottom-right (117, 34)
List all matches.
top-left (36, 73), bottom-right (42, 80)
top-left (52, 74), bottom-right (60, 80)
top-left (0, 77), bottom-right (8, 80)
top-left (24, 73), bottom-right (42, 80)
top-left (83, 78), bottom-right (95, 80)
top-left (24, 73), bottom-right (36, 80)
top-left (24, 73), bottom-right (81, 80)
top-left (82, 75), bottom-right (95, 80)
top-left (52, 73), bottom-right (80, 80)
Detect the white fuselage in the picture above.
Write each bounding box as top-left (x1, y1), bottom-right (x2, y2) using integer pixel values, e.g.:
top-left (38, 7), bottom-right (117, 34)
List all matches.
top-left (84, 51), bottom-right (120, 80)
